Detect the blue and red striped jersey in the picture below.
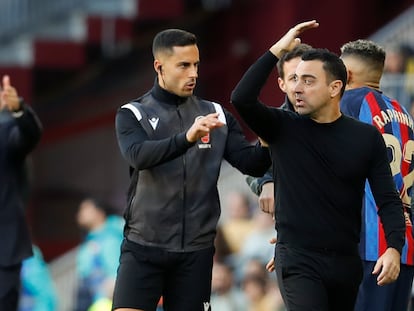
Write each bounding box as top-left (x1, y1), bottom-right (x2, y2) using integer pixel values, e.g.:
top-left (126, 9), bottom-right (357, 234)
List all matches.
top-left (341, 87), bottom-right (414, 264)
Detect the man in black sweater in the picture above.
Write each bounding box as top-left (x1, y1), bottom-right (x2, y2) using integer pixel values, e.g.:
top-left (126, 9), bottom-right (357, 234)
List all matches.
top-left (245, 43), bottom-right (312, 218)
top-left (231, 20), bottom-right (406, 311)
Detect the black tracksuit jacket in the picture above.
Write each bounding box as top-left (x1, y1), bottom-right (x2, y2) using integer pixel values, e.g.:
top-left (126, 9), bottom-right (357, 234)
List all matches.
top-left (115, 81), bottom-right (271, 252)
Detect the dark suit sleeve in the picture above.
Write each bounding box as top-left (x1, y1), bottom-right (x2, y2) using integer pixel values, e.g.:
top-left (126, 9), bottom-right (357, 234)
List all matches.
top-left (246, 166), bottom-right (273, 196)
top-left (9, 102), bottom-right (43, 158)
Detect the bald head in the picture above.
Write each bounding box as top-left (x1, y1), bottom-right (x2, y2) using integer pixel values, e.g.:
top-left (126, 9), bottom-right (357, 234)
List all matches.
top-left (340, 39), bottom-right (385, 90)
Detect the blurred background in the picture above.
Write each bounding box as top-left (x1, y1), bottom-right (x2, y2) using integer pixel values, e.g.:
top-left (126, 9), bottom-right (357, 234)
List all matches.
top-left (3, 0), bottom-right (413, 310)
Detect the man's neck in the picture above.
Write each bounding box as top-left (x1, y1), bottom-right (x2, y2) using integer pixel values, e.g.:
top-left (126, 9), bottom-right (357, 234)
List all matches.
top-left (310, 101), bottom-right (342, 124)
top-left (363, 81), bottom-right (380, 91)
top-left (346, 80), bottom-right (380, 91)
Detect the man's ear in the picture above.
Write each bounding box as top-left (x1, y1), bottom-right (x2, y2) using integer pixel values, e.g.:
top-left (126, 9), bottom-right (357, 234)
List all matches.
top-left (346, 69), bottom-right (352, 86)
top-left (277, 77), bottom-right (286, 92)
top-left (154, 59), bottom-right (162, 74)
top-left (330, 80), bottom-right (343, 98)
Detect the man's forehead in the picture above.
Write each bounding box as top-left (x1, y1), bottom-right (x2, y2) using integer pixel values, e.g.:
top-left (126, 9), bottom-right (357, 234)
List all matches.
top-left (158, 45), bottom-right (199, 61)
top-left (284, 57), bottom-right (302, 68)
top-left (295, 59), bottom-right (323, 75)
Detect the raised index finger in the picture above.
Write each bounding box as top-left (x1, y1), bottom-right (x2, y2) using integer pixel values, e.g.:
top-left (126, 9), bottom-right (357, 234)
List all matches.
top-left (2, 75), bottom-right (10, 87)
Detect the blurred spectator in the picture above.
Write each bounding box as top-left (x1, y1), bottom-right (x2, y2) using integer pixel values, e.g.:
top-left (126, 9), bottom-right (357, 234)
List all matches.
top-left (221, 191), bottom-right (255, 255)
top-left (104, 213), bottom-right (124, 241)
top-left (409, 100), bottom-right (414, 118)
top-left (406, 51), bottom-right (414, 111)
top-left (214, 225), bottom-right (233, 264)
top-left (226, 211), bottom-right (274, 284)
top-left (0, 75), bottom-right (42, 311)
top-left (242, 274), bottom-right (277, 311)
top-left (87, 297), bottom-right (112, 311)
top-left (74, 197), bottom-right (123, 311)
top-left (383, 43), bottom-right (413, 74)
top-left (18, 245), bottom-right (58, 311)
top-left (236, 211), bottom-right (275, 277)
top-left (86, 278), bottom-right (114, 311)
top-left (242, 258), bottom-right (268, 281)
top-left (242, 259), bottom-right (285, 311)
top-left (210, 261), bottom-right (247, 311)
top-left (382, 43), bottom-right (414, 109)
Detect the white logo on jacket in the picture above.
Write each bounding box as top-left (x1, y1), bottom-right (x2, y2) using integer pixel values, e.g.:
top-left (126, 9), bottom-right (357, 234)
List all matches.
top-left (149, 117), bottom-right (159, 130)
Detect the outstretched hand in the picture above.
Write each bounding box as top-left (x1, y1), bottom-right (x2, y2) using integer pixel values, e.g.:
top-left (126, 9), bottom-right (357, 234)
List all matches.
top-left (269, 20), bottom-right (319, 59)
top-left (0, 75), bottom-right (20, 112)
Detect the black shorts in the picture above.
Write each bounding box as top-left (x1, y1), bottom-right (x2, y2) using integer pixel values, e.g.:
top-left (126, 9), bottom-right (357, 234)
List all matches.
top-left (112, 239), bottom-right (215, 311)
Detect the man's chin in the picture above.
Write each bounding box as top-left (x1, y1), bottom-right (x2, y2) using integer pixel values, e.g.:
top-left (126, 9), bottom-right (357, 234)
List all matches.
top-left (296, 108), bottom-right (308, 115)
top-left (180, 90), bottom-right (194, 97)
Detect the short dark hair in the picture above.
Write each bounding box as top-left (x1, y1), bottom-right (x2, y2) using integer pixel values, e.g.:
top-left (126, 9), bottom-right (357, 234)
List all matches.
top-left (301, 48), bottom-right (347, 96)
top-left (152, 29), bottom-right (197, 57)
top-left (276, 43), bottom-right (313, 79)
top-left (82, 196), bottom-right (116, 216)
top-left (340, 39), bottom-right (385, 71)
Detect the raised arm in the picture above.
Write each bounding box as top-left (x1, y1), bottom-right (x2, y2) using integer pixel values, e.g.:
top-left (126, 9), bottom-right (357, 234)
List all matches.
top-left (231, 20), bottom-right (319, 142)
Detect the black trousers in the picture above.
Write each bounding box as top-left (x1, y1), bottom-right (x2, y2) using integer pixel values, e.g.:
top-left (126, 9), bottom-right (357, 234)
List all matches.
top-left (0, 264), bottom-right (22, 311)
top-left (275, 243), bottom-right (363, 311)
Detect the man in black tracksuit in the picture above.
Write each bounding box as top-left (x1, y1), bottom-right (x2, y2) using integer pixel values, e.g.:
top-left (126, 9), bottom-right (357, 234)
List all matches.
top-left (231, 21), bottom-right (405, 311)
top-left (112, 29), bottom-right (271, 311)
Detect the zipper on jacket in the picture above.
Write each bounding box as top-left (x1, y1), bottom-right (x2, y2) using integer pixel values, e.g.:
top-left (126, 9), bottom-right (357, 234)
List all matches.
top-left (176, 106), bottom-right (186, 250)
